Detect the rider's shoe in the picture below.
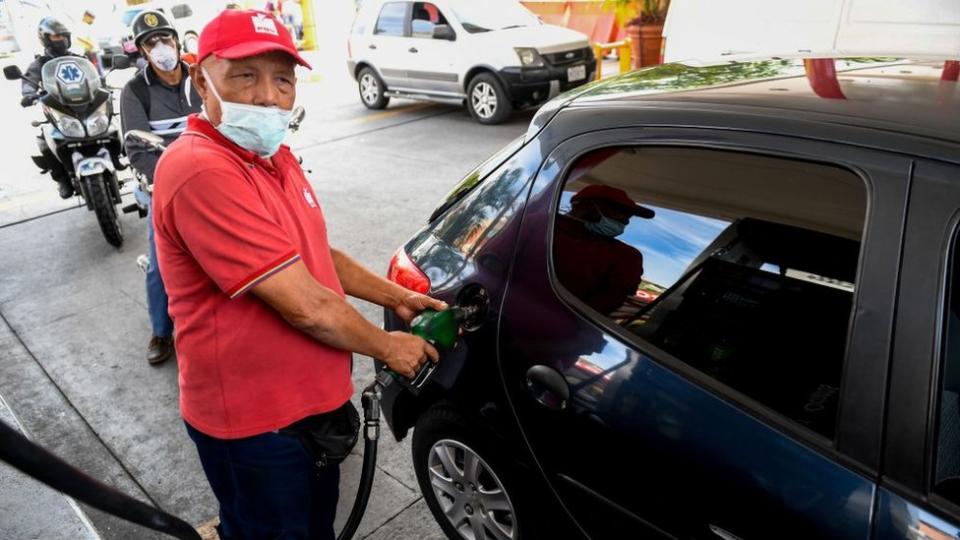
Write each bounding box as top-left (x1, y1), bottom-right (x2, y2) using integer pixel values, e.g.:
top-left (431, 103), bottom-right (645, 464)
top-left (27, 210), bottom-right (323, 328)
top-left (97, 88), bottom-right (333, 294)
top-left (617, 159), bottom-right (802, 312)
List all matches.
top-left (147, 335), bottom-right (174, 365)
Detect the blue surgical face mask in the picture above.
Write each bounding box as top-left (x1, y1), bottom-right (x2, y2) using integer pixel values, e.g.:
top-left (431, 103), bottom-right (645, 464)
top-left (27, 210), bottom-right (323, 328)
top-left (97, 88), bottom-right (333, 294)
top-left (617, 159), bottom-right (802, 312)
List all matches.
top-left (202, 67), bottom-right (292, 158)
top-left (583, 204), bottom-right (628, 237)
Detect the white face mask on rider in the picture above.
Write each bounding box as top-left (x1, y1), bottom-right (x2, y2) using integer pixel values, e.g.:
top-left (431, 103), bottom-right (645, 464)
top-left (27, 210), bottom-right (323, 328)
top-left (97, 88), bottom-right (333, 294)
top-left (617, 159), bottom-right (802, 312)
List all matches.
top-left (148, 42), bottom-right (179, 72)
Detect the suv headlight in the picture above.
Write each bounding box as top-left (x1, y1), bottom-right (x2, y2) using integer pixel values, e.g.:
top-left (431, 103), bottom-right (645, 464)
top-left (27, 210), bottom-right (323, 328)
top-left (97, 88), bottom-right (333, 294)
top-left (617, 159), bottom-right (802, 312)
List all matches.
top-left (85, 102), bottom-right (110, 137)
top-left (515, 47), bottom-right (545, 67)
top-left (44, 105), bottom-right (86, 138)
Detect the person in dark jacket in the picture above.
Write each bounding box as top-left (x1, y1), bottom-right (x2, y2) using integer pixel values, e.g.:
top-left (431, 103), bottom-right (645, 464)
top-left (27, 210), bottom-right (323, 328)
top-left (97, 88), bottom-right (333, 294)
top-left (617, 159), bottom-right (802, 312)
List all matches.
top-left (21, 17), bottom-right (81, 199)
top-left (120, 10), bottom-right (201, 365)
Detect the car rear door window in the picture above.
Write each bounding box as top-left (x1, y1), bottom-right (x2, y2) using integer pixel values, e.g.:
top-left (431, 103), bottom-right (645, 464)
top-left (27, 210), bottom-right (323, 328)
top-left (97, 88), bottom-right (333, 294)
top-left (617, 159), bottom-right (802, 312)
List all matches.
top-left (934, 228), bottom-right (960, 504)
top-left (375, 2), bottom-right (407, 36)
top-left (411, 2), bottom-right (449, 38)
top-left (551, 146), bottom-right (867, 439)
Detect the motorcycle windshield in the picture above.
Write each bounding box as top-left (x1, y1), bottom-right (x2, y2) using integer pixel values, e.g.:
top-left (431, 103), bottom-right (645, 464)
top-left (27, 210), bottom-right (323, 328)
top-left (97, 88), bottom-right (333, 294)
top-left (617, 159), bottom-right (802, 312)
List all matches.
top-left (41, 57), bottom-right (101, 106)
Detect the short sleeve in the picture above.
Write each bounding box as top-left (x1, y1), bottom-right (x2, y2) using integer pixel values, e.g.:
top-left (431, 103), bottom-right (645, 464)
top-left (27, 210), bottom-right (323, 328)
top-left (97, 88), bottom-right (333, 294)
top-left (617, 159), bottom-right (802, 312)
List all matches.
top-left (165, 169), bottom-right (300, 299)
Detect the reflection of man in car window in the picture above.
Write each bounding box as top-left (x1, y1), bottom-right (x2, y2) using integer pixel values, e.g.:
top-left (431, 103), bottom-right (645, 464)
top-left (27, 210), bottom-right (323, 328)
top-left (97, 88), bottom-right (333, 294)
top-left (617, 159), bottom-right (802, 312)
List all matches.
top-left (554, 185), bottom-right (654, 315)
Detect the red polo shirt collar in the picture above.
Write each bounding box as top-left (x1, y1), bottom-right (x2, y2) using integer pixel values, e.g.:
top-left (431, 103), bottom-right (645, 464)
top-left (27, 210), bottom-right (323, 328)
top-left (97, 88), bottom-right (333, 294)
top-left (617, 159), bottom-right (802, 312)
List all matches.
top-left (185, 114), bottom-right (283, 173)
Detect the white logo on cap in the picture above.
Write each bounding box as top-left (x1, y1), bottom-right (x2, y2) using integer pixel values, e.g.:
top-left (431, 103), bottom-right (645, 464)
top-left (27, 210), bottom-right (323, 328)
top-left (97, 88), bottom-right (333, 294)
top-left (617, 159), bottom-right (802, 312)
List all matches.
top-left (252, 13), bottom-right (279, 36)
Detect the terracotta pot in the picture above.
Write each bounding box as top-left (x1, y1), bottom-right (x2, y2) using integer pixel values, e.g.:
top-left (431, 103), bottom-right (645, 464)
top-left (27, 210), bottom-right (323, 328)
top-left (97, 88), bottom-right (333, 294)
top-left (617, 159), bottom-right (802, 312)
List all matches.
top-left (625, 23), bottom-right (641, 70)
top-left (638, 22), bottom-right (664, 67)
top-left (625, 22), bottom-right (664, 69)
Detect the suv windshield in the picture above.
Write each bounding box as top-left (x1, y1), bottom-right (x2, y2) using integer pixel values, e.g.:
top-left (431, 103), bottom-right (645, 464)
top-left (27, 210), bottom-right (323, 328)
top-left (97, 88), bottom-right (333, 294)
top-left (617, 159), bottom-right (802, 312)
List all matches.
top-left (449, 1), bottom-right (541, 33)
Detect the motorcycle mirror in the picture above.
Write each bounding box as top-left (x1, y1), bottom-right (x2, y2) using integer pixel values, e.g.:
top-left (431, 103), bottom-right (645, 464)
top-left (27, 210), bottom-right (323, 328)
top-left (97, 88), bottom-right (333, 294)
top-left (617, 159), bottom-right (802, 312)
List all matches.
top-left (4, 65), bottom-right (22, 81)
top-left (125, 130), bottom-right (165, 151)
top-left (110, 55), bottom-right (131, 70)
top-left (288, 106), bottom-right (306, 132)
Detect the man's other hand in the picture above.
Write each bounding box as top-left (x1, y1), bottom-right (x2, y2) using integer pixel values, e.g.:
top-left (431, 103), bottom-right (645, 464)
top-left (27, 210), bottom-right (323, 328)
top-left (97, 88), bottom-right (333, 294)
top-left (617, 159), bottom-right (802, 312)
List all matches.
top-left (383, 331), bottom-right (439, 379)
top-left (395, 292), bottom-right (447, 323)
top-left (20, 95), bottom-right (36, 107)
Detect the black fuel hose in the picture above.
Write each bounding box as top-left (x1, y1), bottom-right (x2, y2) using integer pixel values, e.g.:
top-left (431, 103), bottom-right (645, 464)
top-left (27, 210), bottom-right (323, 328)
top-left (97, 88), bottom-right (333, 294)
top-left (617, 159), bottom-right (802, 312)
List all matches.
top-left (0, 419), bottom-right (201, 540)
top-left (337, 370), bottom-right (392, 540)
top-left (0, 368), bottom-right (396, 540)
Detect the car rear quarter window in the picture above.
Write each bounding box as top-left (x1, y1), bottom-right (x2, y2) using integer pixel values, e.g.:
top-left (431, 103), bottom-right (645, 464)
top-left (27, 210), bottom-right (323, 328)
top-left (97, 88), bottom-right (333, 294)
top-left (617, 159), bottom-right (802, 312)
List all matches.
top-left (375, 2), bottom-right (407, 36)
top-left (551, 146), bottom-right (867, 440)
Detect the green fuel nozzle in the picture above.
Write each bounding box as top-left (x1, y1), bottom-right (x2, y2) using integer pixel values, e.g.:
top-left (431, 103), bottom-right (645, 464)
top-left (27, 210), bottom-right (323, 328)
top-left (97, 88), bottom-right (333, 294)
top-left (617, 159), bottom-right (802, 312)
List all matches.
top-left (410, 305), bottom-right (477, 350)
top-left (379, 305), bottom-right (479, 394)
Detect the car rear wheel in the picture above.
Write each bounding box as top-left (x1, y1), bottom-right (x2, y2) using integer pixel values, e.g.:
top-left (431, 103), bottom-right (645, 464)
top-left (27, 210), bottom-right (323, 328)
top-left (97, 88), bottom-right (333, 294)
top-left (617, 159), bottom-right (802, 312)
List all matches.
top-left (466, 73), bottom-right (512, 125)
top-left (358, 67), bottom-right (390, 110)
top-left (413, 407), bottom-right (525, 540)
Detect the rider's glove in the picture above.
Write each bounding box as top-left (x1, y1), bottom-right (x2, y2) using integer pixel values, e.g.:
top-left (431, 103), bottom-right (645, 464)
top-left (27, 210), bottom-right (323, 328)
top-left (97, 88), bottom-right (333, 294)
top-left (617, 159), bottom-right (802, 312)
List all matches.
top-left (20, 95), bottom-right (36, 107)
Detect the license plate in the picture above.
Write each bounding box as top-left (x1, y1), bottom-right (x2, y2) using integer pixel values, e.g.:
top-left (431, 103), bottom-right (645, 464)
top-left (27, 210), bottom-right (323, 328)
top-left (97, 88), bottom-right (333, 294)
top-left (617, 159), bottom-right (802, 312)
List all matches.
top-left (567, 64), bottom-right (586, 82)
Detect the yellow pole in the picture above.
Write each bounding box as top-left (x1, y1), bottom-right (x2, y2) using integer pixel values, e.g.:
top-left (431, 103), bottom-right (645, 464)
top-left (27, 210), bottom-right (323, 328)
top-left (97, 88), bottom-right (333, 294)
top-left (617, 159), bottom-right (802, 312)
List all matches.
top-left (620, 38), bottom-right (632, 75)
top-left (593, 44), bottom-right (603, 80)
top-left (301, 0), bottom-right (317, 51)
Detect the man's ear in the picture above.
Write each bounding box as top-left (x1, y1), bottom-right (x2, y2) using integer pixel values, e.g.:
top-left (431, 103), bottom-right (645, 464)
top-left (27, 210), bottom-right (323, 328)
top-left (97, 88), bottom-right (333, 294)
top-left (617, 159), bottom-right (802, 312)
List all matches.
top-left (189, 63), bottom-right (205, 99)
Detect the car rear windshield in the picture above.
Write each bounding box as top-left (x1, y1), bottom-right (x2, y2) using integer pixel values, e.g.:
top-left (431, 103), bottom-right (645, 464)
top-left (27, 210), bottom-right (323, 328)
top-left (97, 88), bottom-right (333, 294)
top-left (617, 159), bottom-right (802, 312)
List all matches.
top-left (429, 135), bottom-right (525, 222)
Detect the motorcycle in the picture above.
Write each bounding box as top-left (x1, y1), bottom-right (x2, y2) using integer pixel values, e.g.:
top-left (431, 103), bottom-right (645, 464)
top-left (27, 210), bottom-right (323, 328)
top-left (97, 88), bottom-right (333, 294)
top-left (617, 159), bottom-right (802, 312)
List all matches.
top-left (4, 54), bottom-right (132, 247)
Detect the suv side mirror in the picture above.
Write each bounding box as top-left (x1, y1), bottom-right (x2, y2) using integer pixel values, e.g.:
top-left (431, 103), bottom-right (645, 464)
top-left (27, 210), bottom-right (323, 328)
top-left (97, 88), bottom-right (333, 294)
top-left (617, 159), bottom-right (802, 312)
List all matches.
top-left (110, 55), bottom-right (131, 70)
top-left (433, 24), bottom-right (456, 41)
top-left (4, 65), bottom-right (22, 81)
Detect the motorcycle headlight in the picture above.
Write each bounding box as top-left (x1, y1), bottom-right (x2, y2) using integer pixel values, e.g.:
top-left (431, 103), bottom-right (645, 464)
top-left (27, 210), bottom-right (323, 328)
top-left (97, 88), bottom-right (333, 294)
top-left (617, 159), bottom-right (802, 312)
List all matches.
top-left (515, 47), bottom-right (545, 67)
top-left (44, 105), bottom-right (86, 138)
top-left (85, 102), bottom-right (110, 137)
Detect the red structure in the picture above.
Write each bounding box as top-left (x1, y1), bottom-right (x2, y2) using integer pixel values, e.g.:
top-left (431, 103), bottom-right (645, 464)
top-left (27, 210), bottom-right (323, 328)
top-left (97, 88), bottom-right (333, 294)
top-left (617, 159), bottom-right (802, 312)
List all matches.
top-left (803, 58), bottom-right (846, 100)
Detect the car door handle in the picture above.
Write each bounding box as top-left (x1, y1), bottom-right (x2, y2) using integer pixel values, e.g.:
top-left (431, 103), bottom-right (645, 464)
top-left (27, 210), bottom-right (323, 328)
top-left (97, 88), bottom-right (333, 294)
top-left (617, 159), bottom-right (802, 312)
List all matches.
top-left (409, 47), bottom-right (419, 53)
top-left (369, 44), bottom-right (377, 50)
top-left (525, 365), bottom-right (569, 410)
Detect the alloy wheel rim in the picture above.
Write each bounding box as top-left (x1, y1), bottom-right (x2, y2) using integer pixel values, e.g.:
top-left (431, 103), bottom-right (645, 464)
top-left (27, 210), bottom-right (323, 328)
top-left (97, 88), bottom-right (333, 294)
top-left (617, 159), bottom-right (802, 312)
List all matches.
top-left (471, 82), bottom-right (498, 119)
top-left (360, 74), bottom-right (380, 104)
top-left (428, 439), bottom-right (517, 540)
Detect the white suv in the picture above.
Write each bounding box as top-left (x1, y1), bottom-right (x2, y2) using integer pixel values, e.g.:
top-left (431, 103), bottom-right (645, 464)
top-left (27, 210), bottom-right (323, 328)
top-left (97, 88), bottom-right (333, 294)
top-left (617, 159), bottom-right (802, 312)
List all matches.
top-left (347, 0), bottom-right (595, 124)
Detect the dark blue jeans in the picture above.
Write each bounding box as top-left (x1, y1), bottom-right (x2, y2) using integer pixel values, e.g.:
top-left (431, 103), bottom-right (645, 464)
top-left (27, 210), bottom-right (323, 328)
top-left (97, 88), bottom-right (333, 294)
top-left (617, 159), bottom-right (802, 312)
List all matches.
top-left (185, 422), bottom-right (340, 540)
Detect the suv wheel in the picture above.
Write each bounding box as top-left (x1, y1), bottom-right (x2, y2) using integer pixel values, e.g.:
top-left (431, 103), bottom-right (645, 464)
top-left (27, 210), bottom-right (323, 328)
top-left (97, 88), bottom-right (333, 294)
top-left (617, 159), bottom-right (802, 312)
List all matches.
top-left (358, 67), bottom-right (390, 110)
top-left (413, 407), bottom-right (524, 540)
top-left (466, 73), bottom-right (512, 125)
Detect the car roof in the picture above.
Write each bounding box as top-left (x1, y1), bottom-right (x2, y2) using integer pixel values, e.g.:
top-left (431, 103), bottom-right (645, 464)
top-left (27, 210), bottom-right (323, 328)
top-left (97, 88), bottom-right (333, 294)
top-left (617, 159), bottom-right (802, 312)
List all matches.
top-left (561, 57), bottom-right (960, 145)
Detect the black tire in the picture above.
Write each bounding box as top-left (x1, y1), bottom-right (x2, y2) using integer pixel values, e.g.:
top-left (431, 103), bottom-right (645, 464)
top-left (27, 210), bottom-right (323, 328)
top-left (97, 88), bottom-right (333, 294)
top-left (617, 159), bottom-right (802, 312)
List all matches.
top-left (412, 407), bottom-right (529, 540)
top-left (466, 73), bottom-right (512, 125)
top-left (87, 174), bottom-right (123, 248)
top-left (358, 66), bottom-right (389, 110)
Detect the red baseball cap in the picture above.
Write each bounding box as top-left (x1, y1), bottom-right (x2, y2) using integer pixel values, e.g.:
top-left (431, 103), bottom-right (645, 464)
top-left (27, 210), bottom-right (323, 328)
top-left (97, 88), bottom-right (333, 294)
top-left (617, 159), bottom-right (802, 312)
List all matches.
top-left (572, 185), bottom-right (656, 218)
top-left (198, 9), bottom-right (311, 69)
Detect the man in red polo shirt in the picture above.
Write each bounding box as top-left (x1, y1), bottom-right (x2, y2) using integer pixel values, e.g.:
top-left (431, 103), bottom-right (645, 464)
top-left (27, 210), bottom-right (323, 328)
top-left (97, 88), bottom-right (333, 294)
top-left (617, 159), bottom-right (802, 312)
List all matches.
top-left (152, 9), bottom-right (443, 539)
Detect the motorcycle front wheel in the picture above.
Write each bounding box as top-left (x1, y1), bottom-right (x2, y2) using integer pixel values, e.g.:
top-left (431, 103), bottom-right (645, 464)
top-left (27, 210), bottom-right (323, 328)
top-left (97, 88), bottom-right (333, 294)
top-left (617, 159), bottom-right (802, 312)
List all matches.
top-left (87, 173), bottom-right (123, 248)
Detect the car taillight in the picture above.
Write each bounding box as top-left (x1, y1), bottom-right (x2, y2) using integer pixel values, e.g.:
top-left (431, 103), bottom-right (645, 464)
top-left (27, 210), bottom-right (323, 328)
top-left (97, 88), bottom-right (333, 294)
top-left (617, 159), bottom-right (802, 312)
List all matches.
top-left (387, 248), bottom-right (430, 294)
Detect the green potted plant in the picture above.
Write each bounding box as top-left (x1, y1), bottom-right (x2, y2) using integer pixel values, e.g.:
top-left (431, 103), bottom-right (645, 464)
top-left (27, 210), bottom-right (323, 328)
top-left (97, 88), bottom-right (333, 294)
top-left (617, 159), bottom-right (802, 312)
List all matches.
top-left (603, 0), bottom-right (671, 68)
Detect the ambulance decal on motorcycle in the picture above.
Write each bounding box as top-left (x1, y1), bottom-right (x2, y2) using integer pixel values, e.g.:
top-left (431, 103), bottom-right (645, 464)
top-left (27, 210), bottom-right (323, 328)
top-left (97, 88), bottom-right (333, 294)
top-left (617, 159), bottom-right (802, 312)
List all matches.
top-left (56, 61), bottom-right (84, 85)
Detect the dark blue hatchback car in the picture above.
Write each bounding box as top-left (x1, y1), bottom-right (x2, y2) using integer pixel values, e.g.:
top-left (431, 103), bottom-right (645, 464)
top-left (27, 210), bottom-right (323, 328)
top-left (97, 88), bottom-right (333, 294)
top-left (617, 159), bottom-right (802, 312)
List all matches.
top-left (378, 57), bottom-right (960, 540)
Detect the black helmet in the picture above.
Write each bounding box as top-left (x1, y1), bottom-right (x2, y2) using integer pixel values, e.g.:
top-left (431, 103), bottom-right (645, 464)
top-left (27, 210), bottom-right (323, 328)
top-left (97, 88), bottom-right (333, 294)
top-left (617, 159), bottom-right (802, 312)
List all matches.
top-left (37, 16), bottom-right (70, 55)
top-left (131, 10), bottom-right (178, 48)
